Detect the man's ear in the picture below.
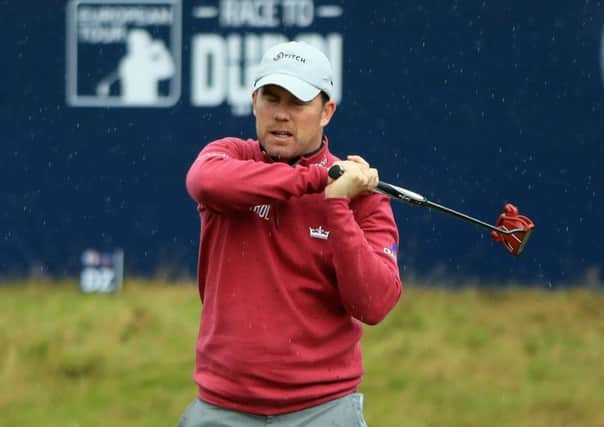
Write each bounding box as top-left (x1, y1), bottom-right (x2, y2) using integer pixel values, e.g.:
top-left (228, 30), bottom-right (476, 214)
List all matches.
top-left (320, 100), bottom-right (336, 127)
top-left (251, 90), bottom-right (258, 116)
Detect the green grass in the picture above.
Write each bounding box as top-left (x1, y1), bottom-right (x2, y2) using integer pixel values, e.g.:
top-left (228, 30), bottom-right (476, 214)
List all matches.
top-left (1, 280), bottom-right (603, 426)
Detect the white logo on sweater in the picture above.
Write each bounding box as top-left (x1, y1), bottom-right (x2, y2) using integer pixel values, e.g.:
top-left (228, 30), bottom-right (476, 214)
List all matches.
top-left (309, 226), bottom-right (329, 240)
top-left (251, 204), bottom-right (271, 221)
top-left (311, 156), bottom-right (328, 167)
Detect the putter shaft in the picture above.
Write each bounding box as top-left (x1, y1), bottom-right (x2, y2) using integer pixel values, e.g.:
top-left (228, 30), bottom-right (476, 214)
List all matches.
top-left (375, 181), bottom-right (521, 235)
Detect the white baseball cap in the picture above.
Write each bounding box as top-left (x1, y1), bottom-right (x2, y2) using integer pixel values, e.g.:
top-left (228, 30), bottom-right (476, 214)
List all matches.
top-left (252, 41), bottom-right (334, 102)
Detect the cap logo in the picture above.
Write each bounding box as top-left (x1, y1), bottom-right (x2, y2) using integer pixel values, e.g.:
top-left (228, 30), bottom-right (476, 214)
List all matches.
top-left (273, 51), bottom-right (307, 64)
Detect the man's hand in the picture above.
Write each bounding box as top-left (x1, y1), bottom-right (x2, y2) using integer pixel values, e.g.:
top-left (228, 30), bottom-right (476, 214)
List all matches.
top-left (325, 155), bottom-right (379, 199)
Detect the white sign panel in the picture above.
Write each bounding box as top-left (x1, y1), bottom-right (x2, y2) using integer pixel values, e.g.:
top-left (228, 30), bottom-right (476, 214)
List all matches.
top-left (80, 249), bottom-right (125, 293)
top-left (66, 0), bottom-right (182, 107)
top-left (65, 0), bottom-right (344, 115)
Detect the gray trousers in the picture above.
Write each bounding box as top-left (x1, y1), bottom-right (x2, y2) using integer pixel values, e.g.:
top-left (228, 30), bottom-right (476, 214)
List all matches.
top-left (177, 393), bottom-right (368, 427)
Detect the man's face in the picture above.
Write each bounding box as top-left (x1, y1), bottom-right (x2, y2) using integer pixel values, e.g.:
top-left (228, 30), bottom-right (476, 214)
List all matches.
top-left (252, 85), bottom-right (336, 161)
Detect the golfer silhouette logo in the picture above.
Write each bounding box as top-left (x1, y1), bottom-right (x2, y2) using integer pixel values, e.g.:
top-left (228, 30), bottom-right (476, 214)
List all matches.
top-left (96, 29), bottom-right (175, 105)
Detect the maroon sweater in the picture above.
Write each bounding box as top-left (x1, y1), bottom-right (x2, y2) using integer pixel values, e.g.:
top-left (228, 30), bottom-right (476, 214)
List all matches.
top-left (185, 137), bottom-right (402, 415)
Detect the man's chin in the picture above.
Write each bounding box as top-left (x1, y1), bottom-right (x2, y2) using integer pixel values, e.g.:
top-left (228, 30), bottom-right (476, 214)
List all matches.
top-left (262, 145), bottom-right (295, 162)
top-left (266, 151), bottom-right (293, 162)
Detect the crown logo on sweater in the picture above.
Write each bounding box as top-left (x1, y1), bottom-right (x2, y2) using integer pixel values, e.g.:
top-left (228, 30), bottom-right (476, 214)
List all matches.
top-left (309, 226), bottom-right (330, 240)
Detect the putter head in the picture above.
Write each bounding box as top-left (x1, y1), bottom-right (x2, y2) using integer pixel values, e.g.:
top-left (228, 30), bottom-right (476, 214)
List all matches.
top-left (491, 203), bottom-right (535, 256)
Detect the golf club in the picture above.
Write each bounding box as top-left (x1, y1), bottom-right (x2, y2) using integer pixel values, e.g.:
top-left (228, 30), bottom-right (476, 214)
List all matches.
top-left (96, 71), bottom-right (119, 97)
top-left (328, 164), bottom-right (535, 256)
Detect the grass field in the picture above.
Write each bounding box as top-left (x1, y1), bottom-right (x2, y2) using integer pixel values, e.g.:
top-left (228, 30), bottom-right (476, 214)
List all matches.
top-left (1, 280), bottom-right (603, 427)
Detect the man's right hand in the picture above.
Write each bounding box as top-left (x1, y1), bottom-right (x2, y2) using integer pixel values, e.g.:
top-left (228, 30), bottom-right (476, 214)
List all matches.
top-left (325, 156), bottom-right (379, 200)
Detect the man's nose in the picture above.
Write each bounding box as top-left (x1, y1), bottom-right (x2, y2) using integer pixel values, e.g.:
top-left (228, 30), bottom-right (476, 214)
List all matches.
top-left (274, 104), bottom-right (290, 121)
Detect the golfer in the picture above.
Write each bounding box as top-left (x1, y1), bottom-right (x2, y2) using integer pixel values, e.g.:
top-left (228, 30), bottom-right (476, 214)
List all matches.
top-left (180, 41), bottom-right (402, 427)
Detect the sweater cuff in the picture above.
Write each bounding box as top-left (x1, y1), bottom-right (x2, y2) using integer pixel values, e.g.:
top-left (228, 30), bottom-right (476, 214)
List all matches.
top-left (324, 196), bottom-right (351, 207)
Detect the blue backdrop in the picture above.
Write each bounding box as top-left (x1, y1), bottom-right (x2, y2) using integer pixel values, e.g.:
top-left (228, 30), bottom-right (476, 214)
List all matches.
top-left (2, 1), bottom-right (603, 286)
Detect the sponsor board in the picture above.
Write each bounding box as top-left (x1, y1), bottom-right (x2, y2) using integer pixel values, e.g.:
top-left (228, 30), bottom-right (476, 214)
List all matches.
top-left (66, 0), bottom-right (344, 115)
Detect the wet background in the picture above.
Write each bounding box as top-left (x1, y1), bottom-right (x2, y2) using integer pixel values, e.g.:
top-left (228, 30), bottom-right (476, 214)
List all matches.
top-left (2, 1), bottom-right (603, 286)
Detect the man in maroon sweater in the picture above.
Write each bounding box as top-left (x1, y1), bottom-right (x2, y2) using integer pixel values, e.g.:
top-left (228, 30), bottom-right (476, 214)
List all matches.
top-left (179, 41), bottom-right (402, 427)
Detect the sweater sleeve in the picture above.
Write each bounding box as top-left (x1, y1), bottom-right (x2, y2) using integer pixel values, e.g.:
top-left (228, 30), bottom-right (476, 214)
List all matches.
top-left (186, 138), bottom-right (329, 213)
top-left (326, 196), bottom-right (402, 325)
